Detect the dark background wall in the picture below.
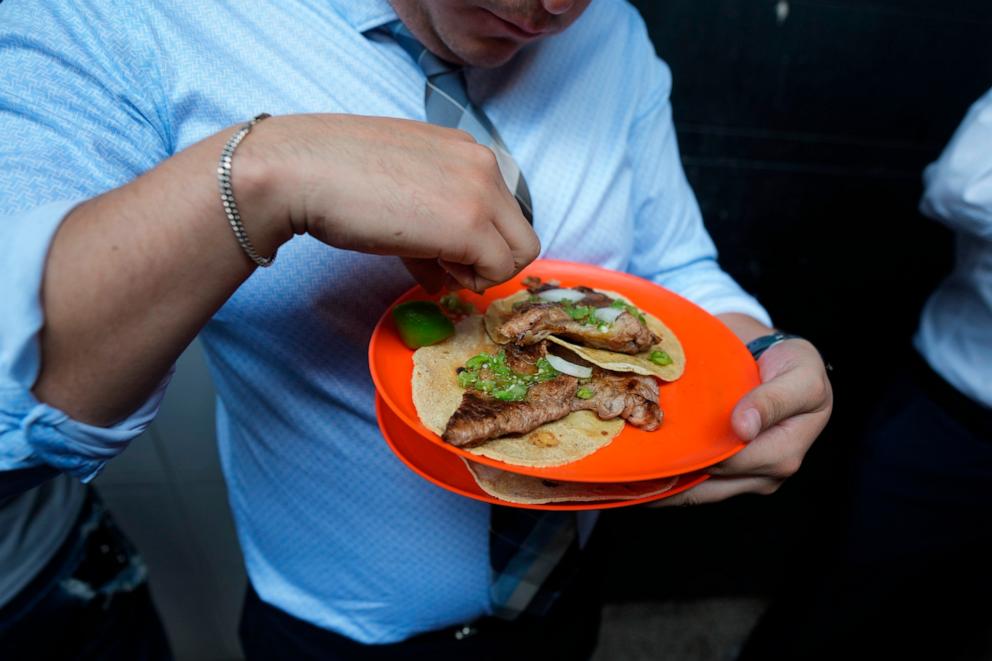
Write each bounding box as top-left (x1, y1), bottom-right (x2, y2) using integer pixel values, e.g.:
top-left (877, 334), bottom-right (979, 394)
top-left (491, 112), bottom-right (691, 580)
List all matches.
top-left (602, 0), bottom-right (992, 603)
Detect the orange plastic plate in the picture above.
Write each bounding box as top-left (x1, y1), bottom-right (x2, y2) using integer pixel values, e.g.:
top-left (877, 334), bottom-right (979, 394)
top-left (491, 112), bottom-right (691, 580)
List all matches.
top-left (376, 394), bottom-right (708, 511)
top-left (369, 259), bottom-right (759, 482)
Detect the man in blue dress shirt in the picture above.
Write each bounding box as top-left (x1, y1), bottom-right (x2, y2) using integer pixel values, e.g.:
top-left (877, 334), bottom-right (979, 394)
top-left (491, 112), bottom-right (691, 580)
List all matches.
top-left (0, 0), bottom-right (832, 657)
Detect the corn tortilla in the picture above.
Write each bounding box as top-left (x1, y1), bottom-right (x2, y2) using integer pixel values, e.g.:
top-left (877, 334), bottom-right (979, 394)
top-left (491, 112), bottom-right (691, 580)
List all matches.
top-left (463, 459), bottom-right (678, 504)
top-left (412, 316), bottom-right (624, 467)
top-left (484, 289), bottom-right (685, 381)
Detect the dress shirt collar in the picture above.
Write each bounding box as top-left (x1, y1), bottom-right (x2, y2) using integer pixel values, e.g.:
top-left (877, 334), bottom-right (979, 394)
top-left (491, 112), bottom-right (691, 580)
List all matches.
top-left (332, 0), bottom-right (399, 33)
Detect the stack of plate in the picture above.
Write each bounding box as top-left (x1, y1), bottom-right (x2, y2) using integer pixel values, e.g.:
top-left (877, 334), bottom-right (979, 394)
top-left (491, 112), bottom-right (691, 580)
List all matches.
top-left (368, 260), bottom-right (759, 511)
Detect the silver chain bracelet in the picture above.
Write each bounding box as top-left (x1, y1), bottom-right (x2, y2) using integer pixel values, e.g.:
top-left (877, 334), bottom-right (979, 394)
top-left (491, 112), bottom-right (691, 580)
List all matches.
top-left (217, 113), bottom-right (276, 267)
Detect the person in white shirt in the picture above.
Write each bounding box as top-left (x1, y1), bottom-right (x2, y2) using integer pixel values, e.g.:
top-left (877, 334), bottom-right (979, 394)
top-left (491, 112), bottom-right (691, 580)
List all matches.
top-left (741, 87), bottom-right (992, 661)
top-left (914, 88), bottom-right (992, 405)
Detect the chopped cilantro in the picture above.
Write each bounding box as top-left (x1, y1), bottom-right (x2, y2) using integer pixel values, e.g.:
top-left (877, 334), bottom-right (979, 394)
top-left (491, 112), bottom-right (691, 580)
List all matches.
top-left (610, 298), bottom-right (647, 325)
top-left (649, 350), bottom-right (673, 366)
top-left (439, 293), bottom-right (475, 316)
top-left (456, 351), bottom-right (560, 401)
top-left (560, 300), bottom-right (598, 326)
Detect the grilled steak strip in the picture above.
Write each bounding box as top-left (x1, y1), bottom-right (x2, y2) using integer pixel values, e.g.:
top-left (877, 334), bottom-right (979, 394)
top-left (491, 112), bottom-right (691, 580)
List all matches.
top-left (501, 341), bottom-right (544, 374)
top-left (504, 278), bottom-right (659, 353)
top-left (497, 303), bottom-right (659, 354)
top-left (572, 369), bottom-right (662, 431)
top-left (443, 375), bottom-right (579, 448)
top-left (443, 343), bottom-right (662, 447)
top-left (570, 286), bottom-right (614, 308)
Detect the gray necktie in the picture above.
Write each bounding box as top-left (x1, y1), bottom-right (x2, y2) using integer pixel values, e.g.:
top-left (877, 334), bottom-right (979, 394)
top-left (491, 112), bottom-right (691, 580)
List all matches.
top-left (384, 20), bottom-right (534, 224)
top-left (382, 23), bottom-right (580, 621)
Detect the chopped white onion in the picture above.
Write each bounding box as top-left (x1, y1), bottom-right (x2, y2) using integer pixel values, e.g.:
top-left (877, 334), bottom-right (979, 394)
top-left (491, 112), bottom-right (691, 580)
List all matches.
top-left (546, 353), bottom-right (593, 378)
top-left (593, 307), bottom-right (624, 323)
top-left (537, 288), bottom-right (586, 303)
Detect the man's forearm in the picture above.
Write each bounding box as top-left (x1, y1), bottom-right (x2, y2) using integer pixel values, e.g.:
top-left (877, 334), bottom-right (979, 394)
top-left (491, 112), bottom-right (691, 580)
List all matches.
top-left (31, 113), bottom-right (541, 427)
top-left (33, 127), bottom-right (289, 426)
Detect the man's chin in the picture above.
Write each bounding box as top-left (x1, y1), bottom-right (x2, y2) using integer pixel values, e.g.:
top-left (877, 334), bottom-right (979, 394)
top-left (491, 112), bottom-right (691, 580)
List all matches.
top-left (452, 37), bottom-right (525, 68)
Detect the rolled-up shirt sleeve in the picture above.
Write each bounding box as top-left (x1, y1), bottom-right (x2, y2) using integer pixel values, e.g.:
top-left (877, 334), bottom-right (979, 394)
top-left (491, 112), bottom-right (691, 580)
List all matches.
top-left (920, 87), bottom-right (992, 239)
top-left (0, 1), bottom-right (174, 481)
top-left (626, 55), bottom-right (772, 327)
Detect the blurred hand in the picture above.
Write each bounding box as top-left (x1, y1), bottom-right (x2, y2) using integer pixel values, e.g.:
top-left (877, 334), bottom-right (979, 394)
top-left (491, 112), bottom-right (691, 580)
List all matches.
top-left (652, 331), bottom-right (832, 507)
top-left (399, 257), bottom-right (462, 294)
top-left (240, 114), bottom-right (540, 292)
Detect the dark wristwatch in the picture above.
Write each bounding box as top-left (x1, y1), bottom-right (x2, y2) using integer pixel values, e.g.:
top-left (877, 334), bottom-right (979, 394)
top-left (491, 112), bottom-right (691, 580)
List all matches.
top-left (746, 332), bottom-right (803, 360)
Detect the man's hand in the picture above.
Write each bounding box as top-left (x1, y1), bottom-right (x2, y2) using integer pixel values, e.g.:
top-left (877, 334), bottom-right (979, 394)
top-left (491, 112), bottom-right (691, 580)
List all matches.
top-left (653, 316), bottom-right (832, 506)
top-left (35, 113), bottom-right (538, 425)
top-left (238, 114), bottom-right (540, 293)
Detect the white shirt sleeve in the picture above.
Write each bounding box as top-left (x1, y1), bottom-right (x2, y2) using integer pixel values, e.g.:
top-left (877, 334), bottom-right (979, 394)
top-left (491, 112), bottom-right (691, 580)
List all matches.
top-left (0, 201), bottom-right (176, 483)
top-left (920, 87), bottom-right (992, 240)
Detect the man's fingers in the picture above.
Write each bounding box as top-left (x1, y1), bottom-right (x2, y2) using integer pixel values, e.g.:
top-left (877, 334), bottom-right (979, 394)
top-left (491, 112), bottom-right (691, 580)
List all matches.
top-left (731, 359), bottom-right (827, 441)
top-left (706, 412), bottom-right (826, 479)
top-left (644, 338), bottom-right (833, 508)
top-left (439, 260), bottom-right (490, 293)
top-left (731, 378), bottom-right (796, 441)
top-left (432, 210), bottom-right (513, 287)
top-left (461, 142), bottom-right (541, 275)
top-left (400, 257), bottom-right (447, 293)
top-left (403, 219), bottom-right (520, 293)
top-left (494, 203), bottom-right (541, 273)
top-left (473, 145), bottom-right (541, 271)
top-left (487, 181), bottom-right (541, 272)
top-left (648, 475), bottom-right (782, 507)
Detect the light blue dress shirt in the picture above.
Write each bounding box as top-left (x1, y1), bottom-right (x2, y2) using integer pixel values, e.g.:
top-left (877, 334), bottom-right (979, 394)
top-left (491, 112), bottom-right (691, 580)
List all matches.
top-left (915, 87), bottom-right (992, 409)
top-left (0, 0), bottom-right (770, 643)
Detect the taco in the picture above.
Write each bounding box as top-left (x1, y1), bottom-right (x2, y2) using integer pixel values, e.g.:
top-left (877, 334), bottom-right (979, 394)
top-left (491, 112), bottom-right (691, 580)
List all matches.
top-left (484, 278), bottom-right (685, 382)
top-left (463, 459), bottom-right (679, 505)
top-left (412, 316), bottom-right (663, 467)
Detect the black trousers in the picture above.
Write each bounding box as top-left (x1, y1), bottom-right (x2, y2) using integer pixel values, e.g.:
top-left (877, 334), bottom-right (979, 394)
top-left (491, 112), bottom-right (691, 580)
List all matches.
top-left (0, 489), bottom-right (172, 661)
top-left (741, 353), bottom-right (992, 660)
top-left (239, 529), bottom-right (605, 661)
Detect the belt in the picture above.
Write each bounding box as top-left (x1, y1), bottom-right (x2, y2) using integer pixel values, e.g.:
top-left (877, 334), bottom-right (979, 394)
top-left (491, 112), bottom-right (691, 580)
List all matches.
top-left (909, 350), bottom-right (992, 439)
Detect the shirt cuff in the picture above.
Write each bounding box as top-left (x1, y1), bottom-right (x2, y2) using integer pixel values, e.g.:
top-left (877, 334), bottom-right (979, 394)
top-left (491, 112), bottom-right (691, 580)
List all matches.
top-left (0, 366), bottom-right (174, 482)
top-left (650, 259), bottom-right (773, 329)
top-left (0, 199), bottom-right (173, 481)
